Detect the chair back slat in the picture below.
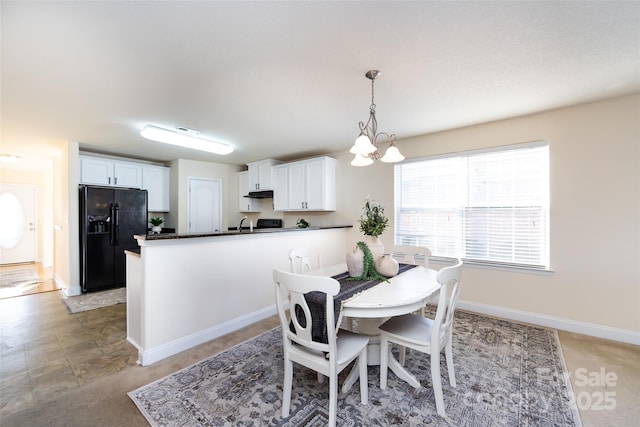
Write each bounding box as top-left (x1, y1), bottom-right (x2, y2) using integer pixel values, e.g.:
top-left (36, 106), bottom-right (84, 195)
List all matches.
top-left (273, 268), bottom-right (340, 353)
top-left (389, 245), bottom-right (431, 268)
top-left (289, 248), bottom-right (320, 274)
top-left (431, 259), bottom-right (463, 345)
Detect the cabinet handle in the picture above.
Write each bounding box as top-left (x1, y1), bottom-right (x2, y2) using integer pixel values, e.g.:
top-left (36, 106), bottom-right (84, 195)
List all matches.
top-left (108, 177), bottom-right (111, 184)
top-left (115, 177), bottom-right (118, 185)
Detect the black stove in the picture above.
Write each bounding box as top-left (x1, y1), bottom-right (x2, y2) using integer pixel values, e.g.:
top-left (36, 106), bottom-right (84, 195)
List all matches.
top-left (256, 218), bottom-right (283, 229)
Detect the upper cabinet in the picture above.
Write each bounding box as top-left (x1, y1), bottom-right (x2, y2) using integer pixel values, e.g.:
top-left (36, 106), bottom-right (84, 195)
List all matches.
top-left (80, 156), bottom-right (141, 188)
top-left (274, 156), bottom-right (336, 211)
top-left (272, 164), bottom-right (289, 211)
top-left (80, 155), bottom-right (171, 211)
top-left (238, 171), bottom-right (260, 212)
top-left (142, 165), bottom-right (171, 212)
top-left (247, 159), bottom-right (282, 191)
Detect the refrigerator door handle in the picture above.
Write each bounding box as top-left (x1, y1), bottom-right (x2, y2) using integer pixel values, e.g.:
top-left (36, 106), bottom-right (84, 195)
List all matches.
top-left (114, 204), bottom-right (120, 246)
top-left (109, 203), bottom-right (116, 246)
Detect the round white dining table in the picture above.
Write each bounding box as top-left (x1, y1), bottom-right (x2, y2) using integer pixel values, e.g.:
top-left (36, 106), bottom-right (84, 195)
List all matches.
top-left (311, 263), bottom-right (441, 392)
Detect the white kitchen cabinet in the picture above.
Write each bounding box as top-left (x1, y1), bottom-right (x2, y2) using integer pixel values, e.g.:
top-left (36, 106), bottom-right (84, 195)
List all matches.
top-left (80, 155), bottom-right (142, 188)
top-left (247, 159), bottom-right (282, 191)
top-left (272, 164), bottom-right (289, 211)
top-left (238, 171), bottom-right (260, 212)
top-left (281, 156), bottom-right (336, 211)
top-left (142, 165), bottom-right (170, 212)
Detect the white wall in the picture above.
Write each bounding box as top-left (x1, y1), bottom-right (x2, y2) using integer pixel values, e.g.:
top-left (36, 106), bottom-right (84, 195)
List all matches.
top-left (333, 94), bottom-right (640, 334)
top-left (169, 158), bottom-right (243, 233)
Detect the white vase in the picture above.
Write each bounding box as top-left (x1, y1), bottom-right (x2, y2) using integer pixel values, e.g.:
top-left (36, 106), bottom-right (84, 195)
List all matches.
top-left (375, 254), bottom-right (399, 277)
top-left (363, 235), bottom-right (384, 261)
top-left (346, 245), bottom-right (364, 277)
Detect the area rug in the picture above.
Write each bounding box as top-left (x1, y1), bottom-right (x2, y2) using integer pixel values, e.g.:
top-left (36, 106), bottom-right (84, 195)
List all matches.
top-left (63, 287), bottom-right (126, 313)
top-left (0, 268), bottom-right (40, 288)
top-left (128, 311), bottom-right (582, 426)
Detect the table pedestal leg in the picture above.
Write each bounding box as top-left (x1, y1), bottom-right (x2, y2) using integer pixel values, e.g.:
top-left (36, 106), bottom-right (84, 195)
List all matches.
top-left (341, 317), bottom-right (422, 393)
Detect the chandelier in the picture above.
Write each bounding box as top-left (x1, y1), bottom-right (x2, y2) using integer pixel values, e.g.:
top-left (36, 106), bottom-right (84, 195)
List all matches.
top-left (349, 70), bottom-right (404, 167)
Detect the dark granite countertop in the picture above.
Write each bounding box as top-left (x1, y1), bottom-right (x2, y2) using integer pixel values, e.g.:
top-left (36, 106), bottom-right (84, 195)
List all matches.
top-left (138, 225), bottom-right (353, 241)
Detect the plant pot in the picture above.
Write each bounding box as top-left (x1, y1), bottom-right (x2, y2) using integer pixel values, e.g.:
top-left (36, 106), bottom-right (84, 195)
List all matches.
top-left (363, 235), bottom-right (384, 261)
top-left (151, 225), bottom-right (162, 234)
top-left (346, 245), bottom-right (364, 277)
top-left (375, 254), bottom-right (399, 277)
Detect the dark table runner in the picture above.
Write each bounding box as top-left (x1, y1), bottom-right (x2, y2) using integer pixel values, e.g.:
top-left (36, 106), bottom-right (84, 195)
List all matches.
top-left (295, 263), bottom-right (417, 344)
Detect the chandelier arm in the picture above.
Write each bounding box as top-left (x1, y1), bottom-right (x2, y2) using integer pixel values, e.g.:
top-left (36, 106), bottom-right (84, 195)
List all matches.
top-left (372, 131), bottom-right (397, 145)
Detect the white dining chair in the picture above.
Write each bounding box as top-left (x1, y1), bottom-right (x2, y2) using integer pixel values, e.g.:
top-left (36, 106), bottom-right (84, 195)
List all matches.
top-left (389, 245), bottom-right (431, 268)
top-left (388, 245), bottom-right (433, 364)
top-left (378, 259), bottom-right (462, 418)
top-left (288, 247), bottom-right (321, 274)
top-left (389, 245), bottom-right (432, 310)
top-left (273, 268), bottom-right (369, 426)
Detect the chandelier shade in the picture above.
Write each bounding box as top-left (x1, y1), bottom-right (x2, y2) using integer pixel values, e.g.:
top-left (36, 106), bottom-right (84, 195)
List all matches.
top-left (349, 70), bottom-right (404, 167)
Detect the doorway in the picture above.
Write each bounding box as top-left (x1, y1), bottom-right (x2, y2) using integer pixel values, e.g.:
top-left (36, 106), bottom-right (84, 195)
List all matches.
top-left (0, 183), bottom-right (37, 265)
top-left (187, 177), bottom-right (222, 233)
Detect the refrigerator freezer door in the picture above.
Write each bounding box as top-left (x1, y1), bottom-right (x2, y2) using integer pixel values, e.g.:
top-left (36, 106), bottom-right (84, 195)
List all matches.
top-left (80, 186), bottom-right (115, 292)
top-left (113, 188), bottom-right (147, 286)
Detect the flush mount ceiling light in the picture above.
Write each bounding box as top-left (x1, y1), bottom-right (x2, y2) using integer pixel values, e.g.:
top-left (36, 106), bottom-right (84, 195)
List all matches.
top-left (349, 70), bottom-right (405, 167)
top-left (0, 154), bottom-right (22, 163)
top-left (140, 125), bottom-right (233, 155)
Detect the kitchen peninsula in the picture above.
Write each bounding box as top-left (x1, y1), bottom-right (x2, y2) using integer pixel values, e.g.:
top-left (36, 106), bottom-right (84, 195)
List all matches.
top-left (126, 226), bottom-right (352, 365)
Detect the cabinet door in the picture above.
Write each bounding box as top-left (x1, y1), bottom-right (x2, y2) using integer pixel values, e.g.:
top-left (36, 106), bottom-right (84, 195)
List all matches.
top-left (113, 161), bottom-right (141, 188)
top-left (238, 171), bottom-right (260, 212)
top-left (304, 158), bottom-right (326, 210)
top-left (272, 165), bottom-right (289, 211)
top-left (247, 160), bottom-right (271, 190)
top-left (142, 166), bottom-right (170, 212)
top-left (80, 157), bottom-right (113, 186)
top-left (288, 162), bottom-right (306, 210)
top-left (247, 159), bottom-right (281, 191)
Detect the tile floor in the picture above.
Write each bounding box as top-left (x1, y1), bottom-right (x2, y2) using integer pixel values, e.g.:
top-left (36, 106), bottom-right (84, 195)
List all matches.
top-left (0, 282), bottom-right (137, 417)
top-left (1, 264), bottom-right (638, 426)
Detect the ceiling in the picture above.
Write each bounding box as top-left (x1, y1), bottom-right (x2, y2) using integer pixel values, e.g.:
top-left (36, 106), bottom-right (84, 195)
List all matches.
top-left (2, 1), bottom-right (639, 168)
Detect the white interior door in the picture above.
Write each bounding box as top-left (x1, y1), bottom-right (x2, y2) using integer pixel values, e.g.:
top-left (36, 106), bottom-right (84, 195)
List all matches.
top-left (0, 183), bottom-right (37, 264)
top-left (188, 178), bottom-right (222, 233)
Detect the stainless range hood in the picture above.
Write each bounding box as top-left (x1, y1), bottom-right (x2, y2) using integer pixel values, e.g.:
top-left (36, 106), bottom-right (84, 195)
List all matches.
top-left (244, 190), bottom-right (273, 199)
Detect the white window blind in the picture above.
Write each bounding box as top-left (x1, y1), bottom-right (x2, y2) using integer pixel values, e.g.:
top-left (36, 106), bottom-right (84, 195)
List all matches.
top-left (394, 141), bottom-right (549, 269)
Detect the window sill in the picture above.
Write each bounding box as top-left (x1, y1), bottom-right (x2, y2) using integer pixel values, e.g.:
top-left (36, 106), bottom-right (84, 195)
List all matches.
top-left (429, 257), bottom-right (555, 276)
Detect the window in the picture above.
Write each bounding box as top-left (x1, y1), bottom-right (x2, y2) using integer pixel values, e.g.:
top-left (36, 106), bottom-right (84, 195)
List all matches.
top-left (394, 141), bottom-right (549, 270)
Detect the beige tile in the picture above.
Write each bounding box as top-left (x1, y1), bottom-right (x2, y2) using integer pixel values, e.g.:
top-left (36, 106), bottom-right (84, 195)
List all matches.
top-left (0, 351), bottom-right (28, 377)
top-left (31, 367), bottom-right (80, 402)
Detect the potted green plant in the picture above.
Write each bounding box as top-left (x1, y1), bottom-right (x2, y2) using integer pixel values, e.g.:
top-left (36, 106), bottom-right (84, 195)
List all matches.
top-left (149, 217), bottom-right (163, 234)
top-left (357, 197), bottom-right (389, 260)
top-left (358, 198), bottom-right (389, 237)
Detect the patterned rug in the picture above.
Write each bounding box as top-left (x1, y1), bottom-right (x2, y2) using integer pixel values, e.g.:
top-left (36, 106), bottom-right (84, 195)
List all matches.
top-left (63, 287), bottom-right (126, 313)
top-left (128, 311), bottom-right (582, 426)
top-left (0, 268), bottom-right (40, 288)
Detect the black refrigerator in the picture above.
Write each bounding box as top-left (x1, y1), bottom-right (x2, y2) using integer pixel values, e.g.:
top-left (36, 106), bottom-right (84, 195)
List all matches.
top-left (79, 185), bottom-right (148, 293)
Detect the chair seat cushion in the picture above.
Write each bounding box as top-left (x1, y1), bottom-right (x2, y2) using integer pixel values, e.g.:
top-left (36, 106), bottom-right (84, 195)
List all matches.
top-left (335, 329), bottom-right (370, 365)
top-left (379, 313), bottom-right (435, 346)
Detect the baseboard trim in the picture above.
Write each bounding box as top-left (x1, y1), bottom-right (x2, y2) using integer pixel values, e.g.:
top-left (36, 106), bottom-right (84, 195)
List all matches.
top-left (134, 305), bottom-right (277, 366)
top-left (456, 300), bottom-right (640, 346)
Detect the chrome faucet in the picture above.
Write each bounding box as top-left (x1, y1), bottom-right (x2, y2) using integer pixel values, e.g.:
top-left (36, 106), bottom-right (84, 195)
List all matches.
top-left (238, 216), bottom-right (248, 232)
